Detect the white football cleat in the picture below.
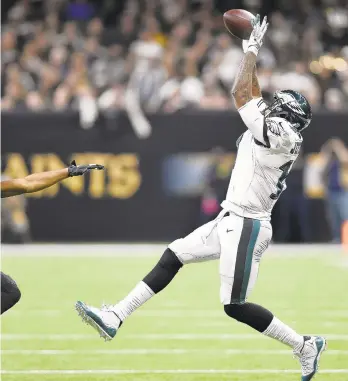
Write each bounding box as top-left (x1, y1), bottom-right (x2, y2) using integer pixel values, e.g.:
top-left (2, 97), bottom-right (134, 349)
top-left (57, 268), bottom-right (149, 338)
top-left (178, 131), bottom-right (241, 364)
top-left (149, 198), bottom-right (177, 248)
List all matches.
top-left (75, 301), bottom-right (121, 341)
top-left (294, 336), bottom-right (327, 381)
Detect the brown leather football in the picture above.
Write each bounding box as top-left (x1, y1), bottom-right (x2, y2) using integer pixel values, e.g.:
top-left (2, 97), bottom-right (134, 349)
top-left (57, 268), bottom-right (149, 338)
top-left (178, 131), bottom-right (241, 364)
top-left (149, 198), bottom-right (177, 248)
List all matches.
top-left (223, 9), bottom-right (255, 40)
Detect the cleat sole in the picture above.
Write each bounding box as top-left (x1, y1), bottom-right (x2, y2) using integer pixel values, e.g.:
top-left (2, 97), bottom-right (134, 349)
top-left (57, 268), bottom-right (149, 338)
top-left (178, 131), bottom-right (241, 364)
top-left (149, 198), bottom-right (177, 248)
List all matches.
top-left (75, 301), bottom-right (113, 342)
top-left (315, 337), bottom-right (327, 373)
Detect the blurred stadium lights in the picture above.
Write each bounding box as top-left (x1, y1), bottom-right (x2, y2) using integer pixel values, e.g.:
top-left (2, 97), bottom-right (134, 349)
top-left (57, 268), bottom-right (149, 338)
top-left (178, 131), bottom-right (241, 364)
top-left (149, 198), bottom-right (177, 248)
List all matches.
top-left (310, 55), bottom-right (348, 74)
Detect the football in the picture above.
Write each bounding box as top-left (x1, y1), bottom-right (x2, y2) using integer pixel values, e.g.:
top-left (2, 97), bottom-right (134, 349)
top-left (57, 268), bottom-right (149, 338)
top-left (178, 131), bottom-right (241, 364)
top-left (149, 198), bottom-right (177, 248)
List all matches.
top-left (223, 9), bottom-right (255, 40)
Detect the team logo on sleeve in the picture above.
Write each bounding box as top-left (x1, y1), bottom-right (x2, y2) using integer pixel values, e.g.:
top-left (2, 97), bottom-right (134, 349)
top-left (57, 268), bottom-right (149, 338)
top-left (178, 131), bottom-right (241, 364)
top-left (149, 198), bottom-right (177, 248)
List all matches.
top-left (265, 119), bottom-right (282, 136)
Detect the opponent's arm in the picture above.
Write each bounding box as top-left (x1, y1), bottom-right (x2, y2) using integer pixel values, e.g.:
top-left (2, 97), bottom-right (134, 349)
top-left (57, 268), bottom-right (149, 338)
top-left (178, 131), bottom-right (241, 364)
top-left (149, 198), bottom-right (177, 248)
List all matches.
top-left (232, 15), bottom-right (268, 109)
top-left (1, 169), bottom-right (68, 198)
top-left (1, 161), bottom-right (104, 198)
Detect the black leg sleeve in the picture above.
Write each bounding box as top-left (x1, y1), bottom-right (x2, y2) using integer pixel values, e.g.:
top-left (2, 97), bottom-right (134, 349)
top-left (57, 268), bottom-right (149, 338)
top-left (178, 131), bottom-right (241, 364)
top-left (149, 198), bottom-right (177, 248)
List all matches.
top-left (1, 272), bottom-right (21, 314)
top-left (143, 248), bottom-right (183, 294)
top-left (224, 302), bottom-right (274, 333)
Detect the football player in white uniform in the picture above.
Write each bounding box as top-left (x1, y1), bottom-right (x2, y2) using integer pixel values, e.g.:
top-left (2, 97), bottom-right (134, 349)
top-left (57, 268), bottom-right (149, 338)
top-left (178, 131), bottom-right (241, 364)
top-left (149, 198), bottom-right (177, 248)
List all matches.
top-left (76, 16), bottom-right (326, 381)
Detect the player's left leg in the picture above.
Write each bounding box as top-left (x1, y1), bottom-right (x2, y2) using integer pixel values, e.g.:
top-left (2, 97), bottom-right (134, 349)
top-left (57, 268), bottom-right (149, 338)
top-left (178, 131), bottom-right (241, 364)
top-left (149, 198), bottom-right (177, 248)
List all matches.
top-left (218, 215), bottom-right (326, 381)
top-left (76, 217), bottom-right (222, 340)
top-left (1, 272), bottom-right (21, 314)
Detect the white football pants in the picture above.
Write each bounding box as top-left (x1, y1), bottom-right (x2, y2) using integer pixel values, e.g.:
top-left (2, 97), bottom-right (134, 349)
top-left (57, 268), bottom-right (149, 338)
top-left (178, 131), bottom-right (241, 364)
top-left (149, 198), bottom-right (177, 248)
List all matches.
top-left (169, 210), bottom-right (272, 304)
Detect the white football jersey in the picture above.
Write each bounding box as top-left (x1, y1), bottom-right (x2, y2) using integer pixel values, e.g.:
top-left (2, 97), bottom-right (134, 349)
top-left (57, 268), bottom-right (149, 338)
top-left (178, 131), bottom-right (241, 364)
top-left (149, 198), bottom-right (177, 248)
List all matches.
top-left (221, 97), bottom-right (303, 221)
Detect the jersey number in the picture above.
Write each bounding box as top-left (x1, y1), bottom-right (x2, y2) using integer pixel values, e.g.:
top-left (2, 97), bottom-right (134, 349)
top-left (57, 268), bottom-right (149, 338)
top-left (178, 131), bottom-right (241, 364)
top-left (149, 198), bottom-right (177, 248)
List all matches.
top-left (270, 160), bottom-right (294, 200)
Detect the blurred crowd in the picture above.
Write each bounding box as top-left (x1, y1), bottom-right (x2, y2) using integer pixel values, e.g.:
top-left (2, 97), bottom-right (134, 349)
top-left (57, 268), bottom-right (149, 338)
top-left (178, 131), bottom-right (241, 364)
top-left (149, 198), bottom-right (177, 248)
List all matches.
top-left (1, 0), bottom-right (348, 115)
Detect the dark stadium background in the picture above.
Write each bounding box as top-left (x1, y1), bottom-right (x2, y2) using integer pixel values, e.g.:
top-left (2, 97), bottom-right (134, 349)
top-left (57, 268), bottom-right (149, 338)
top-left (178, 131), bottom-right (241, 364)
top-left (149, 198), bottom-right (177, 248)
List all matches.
top-left (1, 0), bottom-right (348, 243)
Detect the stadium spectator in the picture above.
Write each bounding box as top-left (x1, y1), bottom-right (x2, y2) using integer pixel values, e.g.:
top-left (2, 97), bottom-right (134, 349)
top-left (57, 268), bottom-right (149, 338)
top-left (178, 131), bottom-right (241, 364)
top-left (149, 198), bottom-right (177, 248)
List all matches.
top-left (199, 147), bottom-right (230, 226)
top-left (273, 149), bottom-right (311, 243)
top-left (66, 0), bottom-right (95, 21)
top-left (321, 138), bottom-right (348, 243)
top-left (1, 0), bottom-right (347, 113)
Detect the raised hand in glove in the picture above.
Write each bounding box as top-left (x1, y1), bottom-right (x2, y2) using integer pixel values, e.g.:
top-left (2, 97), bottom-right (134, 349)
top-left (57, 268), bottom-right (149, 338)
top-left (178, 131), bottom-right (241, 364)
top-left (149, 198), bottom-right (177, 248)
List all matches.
top-left (68, 160), bottom-right (104, 177)
top-left (244, 14), bottom-right (268, 56)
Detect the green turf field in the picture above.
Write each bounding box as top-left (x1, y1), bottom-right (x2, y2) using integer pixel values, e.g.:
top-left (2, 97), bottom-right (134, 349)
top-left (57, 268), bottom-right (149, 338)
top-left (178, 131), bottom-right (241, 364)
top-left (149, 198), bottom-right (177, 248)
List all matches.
top-left (1, 245), bottom-right (348, 381)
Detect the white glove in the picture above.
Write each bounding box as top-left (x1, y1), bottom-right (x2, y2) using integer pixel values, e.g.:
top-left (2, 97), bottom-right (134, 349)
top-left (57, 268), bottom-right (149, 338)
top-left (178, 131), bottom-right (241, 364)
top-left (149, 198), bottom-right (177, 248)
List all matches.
top-left (245, 14), bottom-right (268, 56)
top-left (242, 39), bottom-right (248, 53)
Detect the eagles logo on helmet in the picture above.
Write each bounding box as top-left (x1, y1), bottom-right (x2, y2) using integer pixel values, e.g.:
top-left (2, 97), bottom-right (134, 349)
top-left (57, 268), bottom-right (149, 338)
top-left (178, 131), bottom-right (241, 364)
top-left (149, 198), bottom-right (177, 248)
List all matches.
top-left (265, 90), bottom-right (312, 132)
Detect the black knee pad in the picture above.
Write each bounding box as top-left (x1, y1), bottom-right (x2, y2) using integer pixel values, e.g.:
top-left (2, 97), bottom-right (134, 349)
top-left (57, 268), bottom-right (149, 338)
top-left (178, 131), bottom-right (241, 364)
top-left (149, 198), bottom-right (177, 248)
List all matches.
top-left (143, 248), bottom-right (183, 293)
top-left (158, 248), bottom-right (183, 271)
top-left (224, 303), bottom-right (245, 322)
top-left (224, 302), bottom-right (273, 333)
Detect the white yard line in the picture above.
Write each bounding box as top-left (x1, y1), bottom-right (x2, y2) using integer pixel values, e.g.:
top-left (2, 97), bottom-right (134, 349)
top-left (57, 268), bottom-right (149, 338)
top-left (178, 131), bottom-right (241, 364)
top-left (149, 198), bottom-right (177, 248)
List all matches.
top-left (2, 333), bottom-right (348, 341)
top-left (196, 321), bottom-right (348, 328)
top-left (127, 333), bottom-right (348, 340)
top-left (1, 369), bottom-right (348, 375)
top-left (8, 309), bottom-right (348, 318)
top-left (1, 243), bottom-right (345, 257)
top-left (2, 349), bottom-right (347, 356)
top-left (136, 310), bottom-right (348, 318)
top-left (9, 310), bottom-right (62, 317)
top-left (1, 243), bottom-right (165, 257)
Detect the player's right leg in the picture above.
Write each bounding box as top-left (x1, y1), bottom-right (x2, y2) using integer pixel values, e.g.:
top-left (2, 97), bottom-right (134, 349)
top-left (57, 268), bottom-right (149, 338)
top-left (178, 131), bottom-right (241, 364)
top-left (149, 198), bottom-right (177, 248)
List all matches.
top-left (76, 219), bottom-right (221, 341)
top-left (218, 215), bottom-right (326, 381)
top-left (1, 272), bottom-right (21, 314)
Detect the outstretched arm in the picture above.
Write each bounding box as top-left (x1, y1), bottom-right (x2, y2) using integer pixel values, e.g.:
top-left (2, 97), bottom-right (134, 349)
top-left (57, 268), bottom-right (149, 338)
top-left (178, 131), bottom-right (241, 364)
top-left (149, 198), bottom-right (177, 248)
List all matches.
top-left (231, 52), bottom-right (258, 109)
top-left (1, 169), bottom-right (69, 198)
top-left (242, 39), bottom-right (262, 99)
top-left (1, 161), bottom-right (104, 198)
top-left (231, 15), bottom-right (268, 109)
top-left (252, 66), bottom-right (262, 98)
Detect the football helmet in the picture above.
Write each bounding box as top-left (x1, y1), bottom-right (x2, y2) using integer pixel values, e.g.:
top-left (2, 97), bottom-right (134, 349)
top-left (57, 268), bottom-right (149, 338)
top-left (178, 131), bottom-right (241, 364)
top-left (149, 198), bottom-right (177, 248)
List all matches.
top-left (265, 90), bottom-right (312, 132)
